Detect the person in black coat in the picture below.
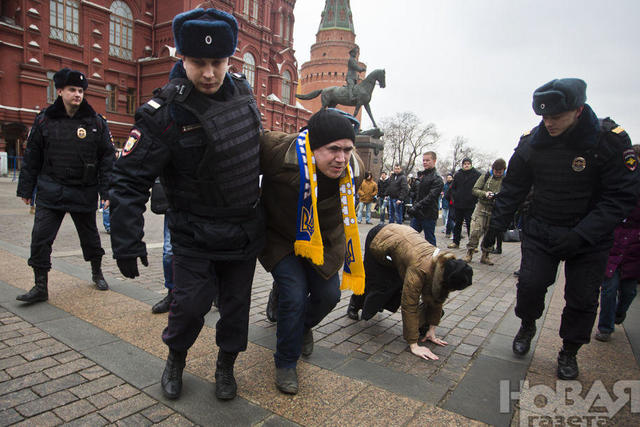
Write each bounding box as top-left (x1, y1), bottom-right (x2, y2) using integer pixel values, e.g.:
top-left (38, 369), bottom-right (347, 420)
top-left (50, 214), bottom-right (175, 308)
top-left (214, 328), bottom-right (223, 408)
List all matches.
top-left (483, 78), bottom-right (640, 380)
top-left (386, 165), bottom-right (409, 223)
top-left (446, 158), bottom-right (481, 248)
top-left (408, 151), bottom-right (443, 245)
top-left (16, 68), bottom-right (115, 303)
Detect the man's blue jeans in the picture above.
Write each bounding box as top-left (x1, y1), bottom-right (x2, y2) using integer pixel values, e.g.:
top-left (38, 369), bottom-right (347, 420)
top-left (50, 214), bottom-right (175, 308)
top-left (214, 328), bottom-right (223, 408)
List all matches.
top-left (389, 199), bottom-right (404, 224)
top-left (597, 268), bottom-right (637, 333)
top-left (271, 255), bottom-right (340, 368)
top-left (163, 216), bottom-right (174, 290)
top-left (410, 217), bottom-right (437, 245)
top-left (102, 206), bottom-right (110, 232)
top-left (357, 201), bottom-right (374, 223)
top-left (379, 198), bottom-right (389, 223)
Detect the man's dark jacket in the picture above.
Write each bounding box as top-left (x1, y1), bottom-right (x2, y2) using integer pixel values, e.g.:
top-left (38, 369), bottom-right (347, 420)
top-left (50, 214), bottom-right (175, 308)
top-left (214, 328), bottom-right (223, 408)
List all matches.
top-left (377, 176), bottom-right (389, 198)
top-left (17, 97), bottom-right (114, 212)
top-left (448, 167), bottom-right (481, 210)
top-left (386, 171), bottom-right (408, 201)
top-left (413, 168), bottom-right (444, 220)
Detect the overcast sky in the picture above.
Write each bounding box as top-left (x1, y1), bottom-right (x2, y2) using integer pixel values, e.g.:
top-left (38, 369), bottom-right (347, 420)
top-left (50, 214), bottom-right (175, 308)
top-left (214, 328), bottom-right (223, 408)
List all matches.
top-left (292, 0), bottom-right (640, 162)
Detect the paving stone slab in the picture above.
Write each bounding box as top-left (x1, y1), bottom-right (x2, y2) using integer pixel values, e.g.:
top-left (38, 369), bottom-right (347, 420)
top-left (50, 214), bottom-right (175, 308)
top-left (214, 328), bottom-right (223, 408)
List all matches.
top-left (441, 354), bottom-right (527, 427)
top-left (81, 340), bottom-right (165, 390)
top-left (334, 358), bottom-right (448, 404)
top-left (35, 317), bottom-right (119, 351)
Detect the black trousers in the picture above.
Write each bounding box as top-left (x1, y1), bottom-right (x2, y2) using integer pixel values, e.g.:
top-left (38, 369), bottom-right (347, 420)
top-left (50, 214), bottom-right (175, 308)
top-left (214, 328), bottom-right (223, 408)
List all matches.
top-left (29, 206), bottom-right (104, 270)
top-left (162, 255), bottom-right (256, 354)
top-left (452, 207), bottom-right (474, 245)
top-left (516, 232), bottom-right (608, 345)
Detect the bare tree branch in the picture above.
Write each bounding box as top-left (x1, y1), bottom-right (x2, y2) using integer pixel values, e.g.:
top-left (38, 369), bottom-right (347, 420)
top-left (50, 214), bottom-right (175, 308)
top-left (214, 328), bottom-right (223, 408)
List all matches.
top-left (380, 112), bottom-right (440, 175)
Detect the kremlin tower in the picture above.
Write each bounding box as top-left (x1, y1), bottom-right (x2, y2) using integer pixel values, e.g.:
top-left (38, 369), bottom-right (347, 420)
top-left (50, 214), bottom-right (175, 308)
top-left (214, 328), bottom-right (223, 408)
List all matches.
top-left (297, 0), bottom-right (366, 115)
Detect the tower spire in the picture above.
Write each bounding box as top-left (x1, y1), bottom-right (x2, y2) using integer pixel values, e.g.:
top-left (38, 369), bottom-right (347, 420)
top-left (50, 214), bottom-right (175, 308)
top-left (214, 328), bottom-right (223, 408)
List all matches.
top-left (319, 0), bottom-right (354, 33)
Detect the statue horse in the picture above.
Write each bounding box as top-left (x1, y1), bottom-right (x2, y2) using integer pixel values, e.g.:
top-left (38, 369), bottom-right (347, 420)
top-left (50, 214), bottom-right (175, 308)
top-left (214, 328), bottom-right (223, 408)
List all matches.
top-left (296, 69), bottom-right (386, 130)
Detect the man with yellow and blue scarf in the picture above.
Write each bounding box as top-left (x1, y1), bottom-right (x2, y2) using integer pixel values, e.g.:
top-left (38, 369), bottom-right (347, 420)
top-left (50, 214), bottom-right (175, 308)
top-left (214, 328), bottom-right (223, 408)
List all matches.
top-left (260, 109), bottom-right (365, 394)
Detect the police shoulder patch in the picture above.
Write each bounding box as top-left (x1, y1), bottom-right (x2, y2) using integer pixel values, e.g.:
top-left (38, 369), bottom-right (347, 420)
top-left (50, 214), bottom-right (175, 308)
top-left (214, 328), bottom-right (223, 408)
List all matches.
top-left (122, 129), bottom-right (141, 157)
top-left (623, 148), bottom-right (638, 171)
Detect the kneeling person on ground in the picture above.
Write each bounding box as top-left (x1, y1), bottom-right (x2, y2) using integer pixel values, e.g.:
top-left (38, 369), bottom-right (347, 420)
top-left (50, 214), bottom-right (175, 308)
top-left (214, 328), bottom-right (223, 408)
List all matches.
top-left (347, 223), bottom-right (473, 360)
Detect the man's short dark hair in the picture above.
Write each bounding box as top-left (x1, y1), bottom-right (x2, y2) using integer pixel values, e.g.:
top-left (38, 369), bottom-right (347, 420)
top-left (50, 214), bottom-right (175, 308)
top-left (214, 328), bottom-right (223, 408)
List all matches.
top-left (492, 158), bottom-right (507, 170)
top-left (424, 151), bottom-right (437, 160)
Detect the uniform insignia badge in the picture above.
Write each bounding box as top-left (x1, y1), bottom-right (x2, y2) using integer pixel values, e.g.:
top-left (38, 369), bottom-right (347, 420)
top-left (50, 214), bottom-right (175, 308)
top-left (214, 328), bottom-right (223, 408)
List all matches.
top-left (205, 35), bottom-right (213, 45)
top-left (77, 127), bottom-right (86, 139)
top-left (571, 157), bottom-right (586, 172)
top-left (122, 129), bottom-right (141, 157)
top-left (623, 149), bottom-right (638, 171)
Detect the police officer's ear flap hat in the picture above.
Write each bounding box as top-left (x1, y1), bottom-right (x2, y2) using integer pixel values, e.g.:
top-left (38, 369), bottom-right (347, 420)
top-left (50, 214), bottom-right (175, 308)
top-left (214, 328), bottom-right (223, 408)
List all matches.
top-left (53, 68), bottom-right (88, 90)
top-left (307, 109), bottom-right (357, 151)
top-left (532, 78), bottom-right (587, 116)
top-left (173, 8), bottom-right (238, 59)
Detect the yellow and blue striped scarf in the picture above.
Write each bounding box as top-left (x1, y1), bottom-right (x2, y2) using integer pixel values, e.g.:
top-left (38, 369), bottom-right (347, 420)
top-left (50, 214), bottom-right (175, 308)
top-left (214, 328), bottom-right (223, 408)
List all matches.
top-left (294, 130), bottom-right (365, 294)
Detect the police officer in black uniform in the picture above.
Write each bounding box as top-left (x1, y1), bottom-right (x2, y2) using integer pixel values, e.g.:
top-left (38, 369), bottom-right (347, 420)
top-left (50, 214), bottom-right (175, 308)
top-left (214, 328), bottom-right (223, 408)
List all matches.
top-left (109, 7), bottom-right (264, 402)
top-left (17, 68), bottom-right (114, 303)
top-left (483, 78), bottom-right (640, 380)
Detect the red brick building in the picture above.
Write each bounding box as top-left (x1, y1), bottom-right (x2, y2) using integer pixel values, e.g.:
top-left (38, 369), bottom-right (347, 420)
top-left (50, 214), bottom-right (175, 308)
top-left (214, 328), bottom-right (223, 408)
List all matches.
top-left (297, 0), bottom-right (365, 117)
top-left (0, 0), bottom-right (310, 163)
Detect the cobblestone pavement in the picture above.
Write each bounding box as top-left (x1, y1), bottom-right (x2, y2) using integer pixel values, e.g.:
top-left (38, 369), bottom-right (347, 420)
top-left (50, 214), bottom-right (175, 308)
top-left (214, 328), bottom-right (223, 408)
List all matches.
top-left (0, 178), bottom-right (521, 387)
top-left (0, 308), bottom-right (193, 426)
top-left (2, 177), bottom-right (640, 426)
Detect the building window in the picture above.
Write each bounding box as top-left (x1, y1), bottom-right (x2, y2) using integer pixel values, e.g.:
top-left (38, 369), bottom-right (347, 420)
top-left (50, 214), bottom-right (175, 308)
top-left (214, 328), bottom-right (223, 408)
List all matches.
top-left (282, 71), bottom-right (291, 105)
top-left (243, 0), bottom-right (258, 22)
top-left (279, 12), bottom-right (283, 37)
top-left (106, 84), bottom-right (117, 112)
top-left (126, 88), bottom-right (136, 115)
top-left (242, 53), bottom-right (256, 90)
top-left (50, 0), bottom-right (79, 45)
top-left (46, 71), bottom-right (57, 104)
top-left (284, 15), bottom-right (290, 42)
top-left (109, 1), bottom-right (133, 60)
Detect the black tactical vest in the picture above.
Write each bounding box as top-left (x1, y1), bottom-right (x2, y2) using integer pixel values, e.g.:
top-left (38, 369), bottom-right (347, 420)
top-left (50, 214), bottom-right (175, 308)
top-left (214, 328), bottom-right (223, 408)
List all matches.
top-left (145, 76), bottom-right (262, 218)
top-left (41, 115), bottom-right (101, 186)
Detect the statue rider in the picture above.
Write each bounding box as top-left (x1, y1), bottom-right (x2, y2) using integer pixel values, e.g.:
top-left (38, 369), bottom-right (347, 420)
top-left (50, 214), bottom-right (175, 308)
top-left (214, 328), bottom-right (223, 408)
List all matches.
top-left (346, 47), bottom-right (366, 103)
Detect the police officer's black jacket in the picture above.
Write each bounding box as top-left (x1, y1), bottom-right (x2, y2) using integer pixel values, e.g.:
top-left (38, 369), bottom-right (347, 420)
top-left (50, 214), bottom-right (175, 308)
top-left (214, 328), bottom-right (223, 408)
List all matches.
top-left (490, 104), bottom-right (640, 248)
top-left (109, 61), bottom-right (265, 261)
top-left (412, 168), bottom-right (444, 220)
top-left (448, 167), bottom-right (481, 210)
top-left (17, 97), bottom-right (114, 212)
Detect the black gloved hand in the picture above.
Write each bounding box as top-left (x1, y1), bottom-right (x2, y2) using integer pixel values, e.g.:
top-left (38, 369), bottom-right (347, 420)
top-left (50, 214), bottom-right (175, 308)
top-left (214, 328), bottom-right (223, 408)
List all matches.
top-left (550, 231), bottom-right (584, 260)
top-left (482, 228), bottom-right (498, 250)
top-left (116, 256), bottom-right (149, 279)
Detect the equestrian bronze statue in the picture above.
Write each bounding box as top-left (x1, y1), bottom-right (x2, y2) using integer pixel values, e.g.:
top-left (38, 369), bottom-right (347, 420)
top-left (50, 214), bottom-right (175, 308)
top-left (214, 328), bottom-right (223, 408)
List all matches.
top-left (296, 69), bottom-right (386, 130)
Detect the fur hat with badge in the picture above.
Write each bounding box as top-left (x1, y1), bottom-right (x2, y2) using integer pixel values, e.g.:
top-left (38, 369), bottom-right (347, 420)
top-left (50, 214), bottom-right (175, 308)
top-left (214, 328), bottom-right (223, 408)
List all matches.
top-left (172, 7), bottom-right (238, 59)
top-left (532, 78), bottom-right (587, 116)
top-left (53, 68), bottom-right (88, 91)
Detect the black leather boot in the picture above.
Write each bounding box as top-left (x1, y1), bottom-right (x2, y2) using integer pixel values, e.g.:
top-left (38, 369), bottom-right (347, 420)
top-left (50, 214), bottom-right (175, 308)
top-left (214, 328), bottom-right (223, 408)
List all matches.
top-left (302, 328), bottom-right (314, 357)
top-left (151, 290), bottom-right (173, 314)
top-left (16, 268), bottom-right (49, 303)
top-left (215, 351), bottom-right (238, 400)
top-left (557, 349), bottom-right (579, 380)
top-left (90, 258), bottom-right (109, 291)
top-left (266, 281), bottom-right (278, 323)
top-left (161, 349), bottom-right (187, 400)
top-left (512, 320), bottom-right (536, 356)
top-left (347, 294), bottom-right (364, 320)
